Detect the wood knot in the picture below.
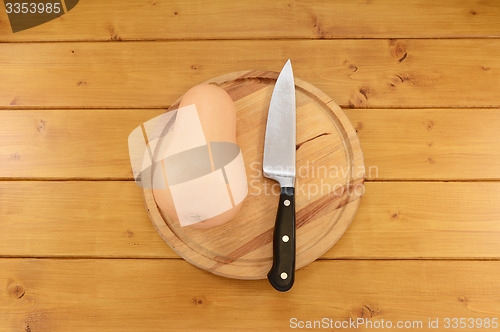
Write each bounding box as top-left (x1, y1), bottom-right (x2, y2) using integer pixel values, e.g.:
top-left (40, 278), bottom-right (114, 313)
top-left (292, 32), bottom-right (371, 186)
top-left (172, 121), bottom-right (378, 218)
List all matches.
top-left (193, 296), bottom-right (206, 306)
top-left (426, 120), bottom-right (434, 130)
top-left (10, 153), bottom-right (21, 160)
top-left (469, 10), bottom-right (476, 15)
top-left (108, 26), bottom-right (122, 41)
top-left (349, 87), bottom-right (370, 107)
top-left (359, 87), bottom-right (369, 99)
top-left (362, 304), bottom-right (381, 318)
top-left (343, 60), bottom-right (358, 77)
top-left (8, 284), bottom-right (25, 299)
top-left (126, 229), bottom-right (134, 238)
top-left (313, 17), bottom-right (326, 38)
top-left (37, 120), bottom-right (46, 133)
top-left (389, 74), bottom-right (404, 87)
top-left (390, 40), bottom-right (408, 62)
top-left (351, 304), bottom-right (382, 319)
top-left (77, 81), bottom-right (87, 86)
top-left (191, 64), bottom-right (200, 70)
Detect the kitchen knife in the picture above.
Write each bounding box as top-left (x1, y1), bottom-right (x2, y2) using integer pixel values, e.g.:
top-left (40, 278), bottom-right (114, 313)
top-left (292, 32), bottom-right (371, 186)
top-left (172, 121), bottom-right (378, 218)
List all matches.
top-left (263, 60), bottom-right (296, 292)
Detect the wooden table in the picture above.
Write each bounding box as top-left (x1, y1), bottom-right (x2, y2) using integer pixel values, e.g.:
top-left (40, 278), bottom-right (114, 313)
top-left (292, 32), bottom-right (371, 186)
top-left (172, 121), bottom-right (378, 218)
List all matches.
top-left (1, 1), bottom-right (500, 331)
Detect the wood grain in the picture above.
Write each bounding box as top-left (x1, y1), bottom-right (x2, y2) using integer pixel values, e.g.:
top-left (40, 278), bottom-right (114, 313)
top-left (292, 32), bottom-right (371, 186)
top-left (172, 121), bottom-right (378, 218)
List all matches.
top-left (0, 0), bottom-right (498, 329)
top-left (0, 109), bottom-right (153, 179)
top-left (1, 181), bottom-right (499, 259)
top-left (1, 259), bottom-right (500, 331)
top-left (1, 40), bottom-right (499, 108)
top-left (143, 71), bottom-right (364, 279)
top-left (0, 0), bottom-right (499, 41)
top-left (2, 109), bottom-right (499, 180)
top-left (346, 109), bottom-right (500, 180)
top-left (0, 181), bottom-right (168, 258)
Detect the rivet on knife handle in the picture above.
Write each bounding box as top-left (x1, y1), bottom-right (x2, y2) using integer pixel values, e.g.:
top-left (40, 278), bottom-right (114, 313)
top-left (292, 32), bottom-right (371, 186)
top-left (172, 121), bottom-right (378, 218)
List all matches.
top-left (267, 187), bottom-right (295, 292)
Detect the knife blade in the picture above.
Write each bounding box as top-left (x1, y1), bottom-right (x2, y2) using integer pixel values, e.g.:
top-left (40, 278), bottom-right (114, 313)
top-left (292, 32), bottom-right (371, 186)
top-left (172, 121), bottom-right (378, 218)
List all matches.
top-left (263, 59), bottom-right (296, 292)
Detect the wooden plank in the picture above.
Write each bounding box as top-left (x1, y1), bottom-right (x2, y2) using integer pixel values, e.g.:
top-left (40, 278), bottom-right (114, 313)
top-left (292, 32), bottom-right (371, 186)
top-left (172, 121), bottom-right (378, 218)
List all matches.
top-left (0, 40), bottom-right (499, 108)
top-left (336, 182), bottom-right (500, 259)
top-left (1, 259), bottom-right (500, 331)
top-left (345, 109), bottom-right (500, 180)
top-left (0, 109), bottom-right (157, 179)
top-left (1, 0), bottom-right (499, 41)
top-left (2, 109), bottom-right (500, 180)
top-left (1, 181), bottom-right (499, 259)
top-left (0, 181), bottom-right (172, 258)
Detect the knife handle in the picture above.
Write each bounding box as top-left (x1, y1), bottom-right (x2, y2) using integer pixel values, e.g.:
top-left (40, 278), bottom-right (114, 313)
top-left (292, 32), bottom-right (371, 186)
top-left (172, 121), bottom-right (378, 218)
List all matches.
top-left (268, 186), bottom-right (296, 292)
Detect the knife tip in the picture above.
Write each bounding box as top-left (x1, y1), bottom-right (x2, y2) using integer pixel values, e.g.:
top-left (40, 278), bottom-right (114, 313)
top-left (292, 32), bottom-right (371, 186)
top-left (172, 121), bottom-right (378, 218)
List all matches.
top-left (282, 59), bottom-right (293, 73)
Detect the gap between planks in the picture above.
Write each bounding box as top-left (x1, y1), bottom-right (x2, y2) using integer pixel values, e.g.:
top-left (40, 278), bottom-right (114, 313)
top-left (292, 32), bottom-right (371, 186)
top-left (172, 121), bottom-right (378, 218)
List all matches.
top-left (1, 37), bottom-right (500, 44)
top-left (1, 256), bottom-right (500, 261)
top-left (0, 106), bottom-right (170, 110)
top-left (0, 179), bottom-right (499, 182)
top-left (2, 106), bottom-right (500, 110)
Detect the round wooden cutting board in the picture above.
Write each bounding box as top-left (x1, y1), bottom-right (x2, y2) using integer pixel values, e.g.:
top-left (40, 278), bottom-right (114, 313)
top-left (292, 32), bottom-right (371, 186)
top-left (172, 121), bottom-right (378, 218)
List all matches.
top-left (143, 70), bottom-right (365, 279)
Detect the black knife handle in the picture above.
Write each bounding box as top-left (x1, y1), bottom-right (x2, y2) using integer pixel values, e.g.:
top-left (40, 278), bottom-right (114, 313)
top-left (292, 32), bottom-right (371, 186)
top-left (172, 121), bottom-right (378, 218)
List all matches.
top-left (268, 187), bottom-right (296, 292)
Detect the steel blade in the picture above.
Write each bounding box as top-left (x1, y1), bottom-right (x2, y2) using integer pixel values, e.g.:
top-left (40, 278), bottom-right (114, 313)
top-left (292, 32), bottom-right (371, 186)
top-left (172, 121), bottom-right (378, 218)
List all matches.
top-left (263, 59), bottom-right (296, 187)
